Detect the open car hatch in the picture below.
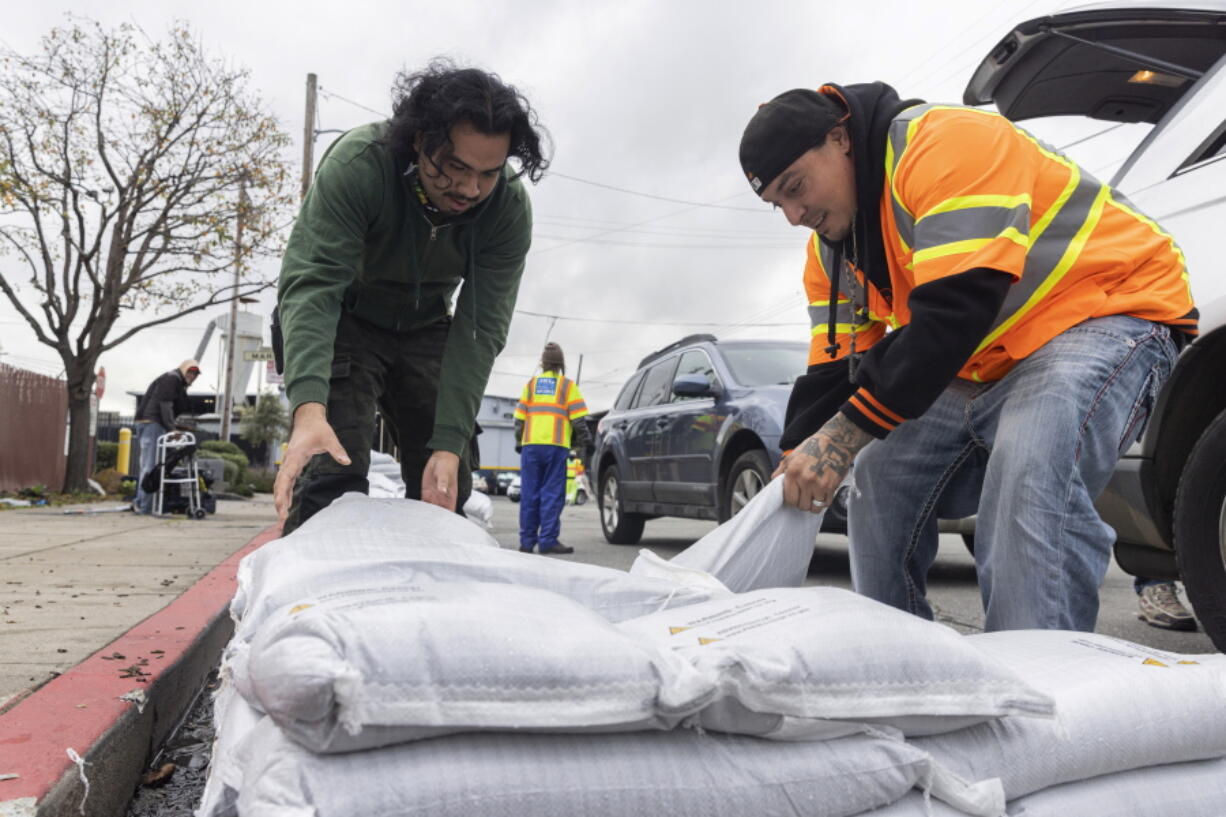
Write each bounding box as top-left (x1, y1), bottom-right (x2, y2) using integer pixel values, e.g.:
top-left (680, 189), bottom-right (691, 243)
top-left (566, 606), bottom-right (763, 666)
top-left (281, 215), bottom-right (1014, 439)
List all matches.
top-left (964, 2), bottom-right (1226, 123)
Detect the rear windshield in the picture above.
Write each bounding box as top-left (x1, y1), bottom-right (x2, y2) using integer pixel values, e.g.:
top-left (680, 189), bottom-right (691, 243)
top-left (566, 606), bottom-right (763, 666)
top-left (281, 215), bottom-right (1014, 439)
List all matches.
top-left (720, 343), bottom-right (809, 387)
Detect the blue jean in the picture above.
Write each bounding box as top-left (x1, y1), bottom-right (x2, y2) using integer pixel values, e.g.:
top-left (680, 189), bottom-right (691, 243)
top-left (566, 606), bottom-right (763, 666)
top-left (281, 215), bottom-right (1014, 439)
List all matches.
top-left (848, 315), bottom-right (1178, 631)
top-left (519, 444), bottom-right (569, 551)
top-left (134, 421), bottom-right (167, 514)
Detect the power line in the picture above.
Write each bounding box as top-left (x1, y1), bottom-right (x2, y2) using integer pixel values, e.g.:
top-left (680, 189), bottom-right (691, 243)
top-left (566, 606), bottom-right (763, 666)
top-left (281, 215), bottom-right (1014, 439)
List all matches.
top-left (513, 308), bottom-right (803, 328)
top-left (532, 233), bottom-right (796, 250)
top-left (317, 86), bottom-right (387, 119)
top-left (547, 171), bottom-right (767, 213)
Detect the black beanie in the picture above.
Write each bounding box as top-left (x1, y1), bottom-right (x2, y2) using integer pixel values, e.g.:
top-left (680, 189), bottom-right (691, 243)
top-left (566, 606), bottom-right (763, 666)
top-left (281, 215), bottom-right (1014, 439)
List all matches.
top-left (739, 88), bottom-right (846, 196)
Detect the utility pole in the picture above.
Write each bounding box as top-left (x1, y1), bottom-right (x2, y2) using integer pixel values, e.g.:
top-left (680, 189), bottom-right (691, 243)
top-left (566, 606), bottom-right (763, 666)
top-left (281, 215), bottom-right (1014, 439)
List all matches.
top-left (301, 73), bottom-right (318, 201)
top-left (575, 354), bottom-right (584, 385)
top-left (220, 174), bottom-right (248, 442)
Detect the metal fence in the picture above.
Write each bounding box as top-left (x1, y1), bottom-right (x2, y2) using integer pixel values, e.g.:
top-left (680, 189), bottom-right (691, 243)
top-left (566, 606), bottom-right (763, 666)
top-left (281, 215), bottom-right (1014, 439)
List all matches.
top-left (0, 363), bottom-right (67, 493)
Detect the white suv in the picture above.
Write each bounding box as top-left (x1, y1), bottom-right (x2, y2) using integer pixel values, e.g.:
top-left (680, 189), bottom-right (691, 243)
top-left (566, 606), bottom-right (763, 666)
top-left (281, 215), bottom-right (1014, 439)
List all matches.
top-left (966, 2), bottom-right (1226, 649)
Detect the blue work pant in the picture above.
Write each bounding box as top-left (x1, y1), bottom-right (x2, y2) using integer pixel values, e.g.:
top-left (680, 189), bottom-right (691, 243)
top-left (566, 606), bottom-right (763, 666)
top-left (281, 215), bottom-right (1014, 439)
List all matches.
top-left (519, 444), bottom-right (569, 551)
top-left (134, 421), bottom-right (167, 514)
top-left (849, 315), bottom-right (1178, 631)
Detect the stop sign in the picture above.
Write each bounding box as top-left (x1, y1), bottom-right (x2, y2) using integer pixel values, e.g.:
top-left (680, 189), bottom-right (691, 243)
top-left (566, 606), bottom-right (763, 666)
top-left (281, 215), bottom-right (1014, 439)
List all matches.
top-left (95, 367), bottom-right (106, 399)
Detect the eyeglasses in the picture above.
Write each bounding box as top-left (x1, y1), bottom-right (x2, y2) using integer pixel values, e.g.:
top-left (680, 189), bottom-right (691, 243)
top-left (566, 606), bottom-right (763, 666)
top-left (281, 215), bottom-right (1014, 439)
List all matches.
top-left (418, 149), bottom-right (503, 195)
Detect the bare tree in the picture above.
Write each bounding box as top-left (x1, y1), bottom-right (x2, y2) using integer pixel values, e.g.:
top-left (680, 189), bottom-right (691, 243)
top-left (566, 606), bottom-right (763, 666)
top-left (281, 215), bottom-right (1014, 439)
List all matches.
top-left (0, 19), bottom-right (295, 491)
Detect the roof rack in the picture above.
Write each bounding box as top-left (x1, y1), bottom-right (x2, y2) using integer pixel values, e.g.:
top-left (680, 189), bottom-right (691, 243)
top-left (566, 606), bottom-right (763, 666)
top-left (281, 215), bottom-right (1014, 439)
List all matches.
top-left (636, 333), bottom-right (718, 370)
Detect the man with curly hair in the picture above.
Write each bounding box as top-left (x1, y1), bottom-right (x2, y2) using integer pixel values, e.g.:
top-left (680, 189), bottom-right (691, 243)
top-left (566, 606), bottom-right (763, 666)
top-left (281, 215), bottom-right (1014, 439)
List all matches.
top-left (275, 60), bottom-right (550, 532)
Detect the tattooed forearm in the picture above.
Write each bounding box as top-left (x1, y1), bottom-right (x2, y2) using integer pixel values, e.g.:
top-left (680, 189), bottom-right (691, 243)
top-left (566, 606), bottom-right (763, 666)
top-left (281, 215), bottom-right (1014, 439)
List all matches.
top-left (798, 414), bottom-right (873, 481)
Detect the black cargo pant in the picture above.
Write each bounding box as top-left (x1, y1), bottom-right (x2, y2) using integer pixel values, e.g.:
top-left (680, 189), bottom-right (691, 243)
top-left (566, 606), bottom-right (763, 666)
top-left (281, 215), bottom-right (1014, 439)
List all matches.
top-left (283, 310), bottom-right (473, 534)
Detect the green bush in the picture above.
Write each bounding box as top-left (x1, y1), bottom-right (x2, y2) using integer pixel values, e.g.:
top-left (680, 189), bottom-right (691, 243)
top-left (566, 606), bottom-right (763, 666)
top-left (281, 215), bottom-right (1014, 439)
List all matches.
top-left (220, 458), bottom-right (240, 486)
top-left (248, 467), bottom-right (276, 494)
top-left (232, 481), bottom-right (255, 498)
top-left (200, 440), bottom-right (249, 467)
top-left (96, 441), bottom-right (118, 471)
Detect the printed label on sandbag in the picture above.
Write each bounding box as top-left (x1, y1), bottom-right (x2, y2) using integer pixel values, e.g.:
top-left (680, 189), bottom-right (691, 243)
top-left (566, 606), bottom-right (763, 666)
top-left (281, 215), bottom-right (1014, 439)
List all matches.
top-left (619, 586), bottom-right (1052, 737)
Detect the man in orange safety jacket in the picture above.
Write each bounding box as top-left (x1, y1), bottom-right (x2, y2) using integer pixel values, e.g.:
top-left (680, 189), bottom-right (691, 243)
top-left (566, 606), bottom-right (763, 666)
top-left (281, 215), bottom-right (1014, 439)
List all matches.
top-left (739, 82), bottom-right (1195, 632)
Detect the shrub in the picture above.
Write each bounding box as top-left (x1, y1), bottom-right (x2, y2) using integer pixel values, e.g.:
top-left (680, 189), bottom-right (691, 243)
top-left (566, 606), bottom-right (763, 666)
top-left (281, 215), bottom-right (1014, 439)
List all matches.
top-left (200, 440), bottom-right (248, 467)
top-left (248, 467), bottom-right (276, 494)
top-left (96, 441), bottom-right (118, 471)
top-left (220, 458), bottom-right (240, 486)
top-left (92, 467), bottom-right (125, 494)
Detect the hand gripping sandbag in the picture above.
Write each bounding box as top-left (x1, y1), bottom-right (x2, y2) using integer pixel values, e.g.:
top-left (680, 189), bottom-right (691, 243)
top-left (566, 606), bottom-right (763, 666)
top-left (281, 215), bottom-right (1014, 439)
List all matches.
top-left (236, 716), bottom-right (947, 817)
top-left (914, 631), bottom-right (1226, 800)
top-left (631, 476), bottom-right (820, 592)
top-left (243, 582), bottom-right (717, 753)
top-left (619, 586), bottom-right (1054, 739)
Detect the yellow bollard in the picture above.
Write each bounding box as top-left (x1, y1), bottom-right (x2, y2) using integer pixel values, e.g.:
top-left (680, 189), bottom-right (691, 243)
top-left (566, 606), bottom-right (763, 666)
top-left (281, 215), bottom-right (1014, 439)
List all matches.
top-left (117, 427), bottom-right (132, 475)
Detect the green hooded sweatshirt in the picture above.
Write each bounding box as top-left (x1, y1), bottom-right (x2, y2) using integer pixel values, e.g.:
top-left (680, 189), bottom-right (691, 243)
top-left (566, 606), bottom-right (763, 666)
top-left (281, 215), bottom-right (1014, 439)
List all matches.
top-left (277, 122), bottom-right (532, 457)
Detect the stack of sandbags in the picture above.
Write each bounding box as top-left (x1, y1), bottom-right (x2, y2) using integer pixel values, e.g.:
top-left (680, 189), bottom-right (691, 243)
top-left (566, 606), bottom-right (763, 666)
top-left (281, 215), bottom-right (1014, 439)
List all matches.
top-left (202, 490), bottom-right (1048, 817)
top-left (199, 483), bottom-right (1225, 817)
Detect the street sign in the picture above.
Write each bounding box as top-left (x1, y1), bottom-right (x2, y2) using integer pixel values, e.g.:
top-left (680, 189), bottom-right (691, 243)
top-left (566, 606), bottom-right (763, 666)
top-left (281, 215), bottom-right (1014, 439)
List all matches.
top-left (265, 360), bottom-right (284, 385)
top-left (244, 347), bottom-right (275, 362)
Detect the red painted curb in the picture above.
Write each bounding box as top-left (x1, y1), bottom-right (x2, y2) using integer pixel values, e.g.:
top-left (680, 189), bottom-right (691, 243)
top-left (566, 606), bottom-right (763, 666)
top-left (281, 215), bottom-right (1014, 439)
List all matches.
top-left (0, 523), bottom-right (281, 807)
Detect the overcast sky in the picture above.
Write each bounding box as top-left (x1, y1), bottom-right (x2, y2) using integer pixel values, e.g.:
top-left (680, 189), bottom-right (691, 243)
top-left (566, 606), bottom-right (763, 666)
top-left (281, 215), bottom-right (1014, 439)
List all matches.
top-left (1, 0), bottom-right (1148, 414)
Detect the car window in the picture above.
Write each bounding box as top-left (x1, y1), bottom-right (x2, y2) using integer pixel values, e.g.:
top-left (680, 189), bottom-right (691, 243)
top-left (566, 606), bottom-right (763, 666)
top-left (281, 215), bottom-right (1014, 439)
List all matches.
top-left (614, 370), bottom-right (645, 411)
top-left (634, 358), bottom-right (678, 408)
top-left (672, 349), bottom-right (721, 402)
top-left (720, 343), bottom-right (809, 386)
top-left (1180, 120), bottom-right (1226, 171)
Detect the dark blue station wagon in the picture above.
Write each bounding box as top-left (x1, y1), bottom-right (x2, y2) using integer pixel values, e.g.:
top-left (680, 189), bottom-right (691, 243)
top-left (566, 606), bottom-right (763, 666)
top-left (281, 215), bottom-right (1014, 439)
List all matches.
top-left (593, 334), bottom-right (848, 544)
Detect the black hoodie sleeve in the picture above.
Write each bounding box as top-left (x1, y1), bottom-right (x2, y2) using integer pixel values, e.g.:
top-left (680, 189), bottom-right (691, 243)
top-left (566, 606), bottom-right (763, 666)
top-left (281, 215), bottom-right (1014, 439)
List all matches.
top-left (839, 267), bottom-right (1013, 438)
top-left (779, 359), bottom-right (857, 451)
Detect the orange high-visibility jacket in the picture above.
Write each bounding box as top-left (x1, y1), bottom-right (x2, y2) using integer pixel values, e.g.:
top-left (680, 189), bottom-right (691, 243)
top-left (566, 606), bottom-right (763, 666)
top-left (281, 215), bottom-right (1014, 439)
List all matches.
top-left (807, 103), bottom-right (1196, 436)
top-left (515, 371), bottom-right (589, 448)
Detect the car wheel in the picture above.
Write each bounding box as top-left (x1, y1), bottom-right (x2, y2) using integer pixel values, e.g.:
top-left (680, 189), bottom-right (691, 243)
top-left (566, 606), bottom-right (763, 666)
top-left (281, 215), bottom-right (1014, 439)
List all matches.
top-left (719, 450), bottom-right (771, 523)
top-left (599, 465), bottom-right (645, 545)
top-left (575, 489), bottom-right (588, 507)
top-left (509, 495), bottom-right (519, 503)
top-left (1173, 407), bottom-right (1226, 652)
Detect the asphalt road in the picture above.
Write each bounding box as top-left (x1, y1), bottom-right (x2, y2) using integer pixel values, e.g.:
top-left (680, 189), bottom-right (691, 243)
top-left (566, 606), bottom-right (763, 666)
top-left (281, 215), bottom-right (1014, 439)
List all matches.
top-left (486, 493), bottom-right (1219, 655)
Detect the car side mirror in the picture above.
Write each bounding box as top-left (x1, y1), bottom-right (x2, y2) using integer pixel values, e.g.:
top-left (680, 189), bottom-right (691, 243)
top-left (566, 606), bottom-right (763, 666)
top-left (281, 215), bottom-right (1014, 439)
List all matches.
top-left (672, 375), bottom-right (719, 398)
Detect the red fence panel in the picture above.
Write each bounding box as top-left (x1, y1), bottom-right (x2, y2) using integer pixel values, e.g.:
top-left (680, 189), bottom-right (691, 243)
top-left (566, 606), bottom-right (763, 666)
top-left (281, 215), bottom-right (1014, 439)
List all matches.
top-left (0, 363), bottom-right (67, 493)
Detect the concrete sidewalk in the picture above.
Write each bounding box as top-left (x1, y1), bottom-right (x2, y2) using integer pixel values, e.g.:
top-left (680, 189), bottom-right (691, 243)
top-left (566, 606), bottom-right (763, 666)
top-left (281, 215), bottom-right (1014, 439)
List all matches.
top-left (0, 497), bottom-right (278, 816)
top-left (0, 497), bottom-right (276, 711)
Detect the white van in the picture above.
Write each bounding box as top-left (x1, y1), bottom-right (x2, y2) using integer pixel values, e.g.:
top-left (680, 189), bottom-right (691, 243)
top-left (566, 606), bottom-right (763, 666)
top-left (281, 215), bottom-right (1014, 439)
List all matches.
top-left (965, 2), bottom-right (1226, 650)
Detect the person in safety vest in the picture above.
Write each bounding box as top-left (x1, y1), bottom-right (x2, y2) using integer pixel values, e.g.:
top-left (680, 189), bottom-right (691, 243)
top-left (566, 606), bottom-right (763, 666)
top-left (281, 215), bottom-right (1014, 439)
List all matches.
top-left (514, 342), bottom-right (592, 554)
top-left (739, 83), bottom-right (1196, 632)
top-left (273, 60), bottom-right (549, 533)
top-left (565, 454), bottom-right (587, 505)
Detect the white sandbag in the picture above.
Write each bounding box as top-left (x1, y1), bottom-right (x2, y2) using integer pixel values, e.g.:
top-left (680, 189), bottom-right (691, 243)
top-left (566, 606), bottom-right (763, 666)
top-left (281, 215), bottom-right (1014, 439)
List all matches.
top-left (632, 477), bottom-right (820, 592)
top-left (462, 489), bottom-right (493, 528)
top-left (618, 586), bottom-right (1053, 738)
top-left (914, 631), bottom-right (1226, 800)
top-left (235, 717), bottom-right (942, 817)
top-left (365, 470), bottom-right (405, 498)
top-left (231, 495), bottom-right (723, 651)
top-left (857, 757), bottom-right (1226, 817)
top-left (367, 449), bottom-right (403, 477)
top-left (196, 680), bottom-right (265, 817)
top-left (242, 582), bottom-right (716, 753)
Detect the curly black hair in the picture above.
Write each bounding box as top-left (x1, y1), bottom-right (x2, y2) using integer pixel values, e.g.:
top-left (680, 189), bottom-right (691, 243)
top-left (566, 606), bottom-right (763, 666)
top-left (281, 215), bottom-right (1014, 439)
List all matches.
top-left (387, 57), bottom-right (551, 184)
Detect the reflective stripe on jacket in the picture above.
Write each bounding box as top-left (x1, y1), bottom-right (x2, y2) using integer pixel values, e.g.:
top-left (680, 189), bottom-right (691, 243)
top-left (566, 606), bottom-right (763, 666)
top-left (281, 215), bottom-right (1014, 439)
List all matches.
top-left (804, 104), bottom-right (1196, 383)
top-left (514, 371), bottom-right (589, 448)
